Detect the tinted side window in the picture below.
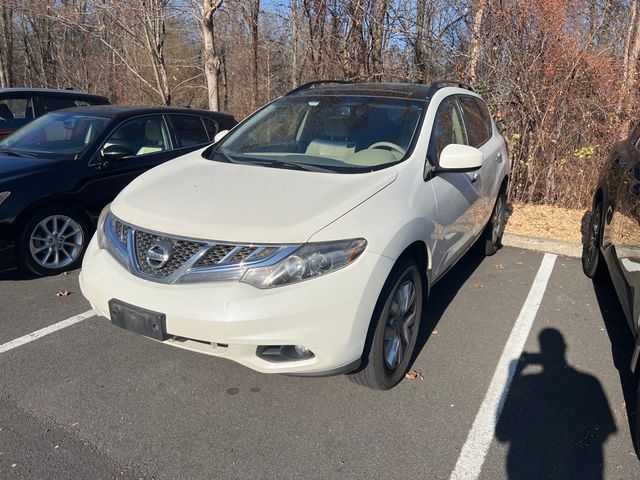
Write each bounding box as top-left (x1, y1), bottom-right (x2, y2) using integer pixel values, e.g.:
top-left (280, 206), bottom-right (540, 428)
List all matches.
top-left (41, 97), bottom-right (77, 112)
top-left (429, 97), bottom-right (467, 163)
top-left (202, 117), bottom-right (219, 140)
top-left (170, 114), bottom-right (209, 147)
top-left (0, 97), bottom-right (35, 121)
top-left (103, 115), bottom-right (171, 157)
top-left (459, 96), bottom-right (491, 147)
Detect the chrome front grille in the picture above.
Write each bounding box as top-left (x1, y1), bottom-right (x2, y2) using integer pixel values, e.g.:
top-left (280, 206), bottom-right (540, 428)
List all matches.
top-left (113, 218), bottom-right (131, 246)
top-left (106, 215), bottom-right (294, 284)
top-left (134, 231), bottom-right (206, 278)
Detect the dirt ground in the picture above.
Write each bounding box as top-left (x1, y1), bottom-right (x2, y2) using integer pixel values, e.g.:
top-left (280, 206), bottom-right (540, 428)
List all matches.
top-left (505, 202), bottom-right (589, 245)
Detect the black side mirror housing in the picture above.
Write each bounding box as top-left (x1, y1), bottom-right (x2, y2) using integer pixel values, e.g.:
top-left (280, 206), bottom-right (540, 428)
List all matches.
top-left (100, 144), bottom-right (134, 166)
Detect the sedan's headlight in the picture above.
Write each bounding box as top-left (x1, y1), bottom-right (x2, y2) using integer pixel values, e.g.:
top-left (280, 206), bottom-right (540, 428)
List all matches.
top-left (241, 239), bottom-right (367, 288)
top-left (96, 204), bottom-right (111, 250)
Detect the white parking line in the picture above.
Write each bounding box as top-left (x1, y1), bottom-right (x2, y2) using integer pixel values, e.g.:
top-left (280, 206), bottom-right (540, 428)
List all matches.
top-left (0, 310), bottom-right (95, 354)
top-left (449, 253), bottom-right (557, 480)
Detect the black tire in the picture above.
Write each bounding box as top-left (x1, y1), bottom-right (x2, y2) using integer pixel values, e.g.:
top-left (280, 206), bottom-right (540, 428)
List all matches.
top-left (347, 257), bottom-right (424, 390)
top-left (17, 206), bottom-right (91, 276)
top-left (475, 191), bottom-right (506, 256)
top-left (635, 374), bottom-right (640, 457)
top-left (582, 201), bottom-right (607, 279)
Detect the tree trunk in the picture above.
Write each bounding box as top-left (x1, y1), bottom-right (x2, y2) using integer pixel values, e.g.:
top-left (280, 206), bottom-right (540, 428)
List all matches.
top-left (369, 0), bottom-right (389, 80)
top-left (202, 0), bottom-right (223, 111)
top-left (0, 2), bottom-right (14, 87)
top-left (468, 0), bottom-right (488, 84)
top-left (621, 0), bottom-right (640, 114)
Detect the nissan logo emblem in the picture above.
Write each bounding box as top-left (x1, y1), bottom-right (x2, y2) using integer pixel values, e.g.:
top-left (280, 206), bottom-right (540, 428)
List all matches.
top-left (146, 240), bottom-right (172, 269)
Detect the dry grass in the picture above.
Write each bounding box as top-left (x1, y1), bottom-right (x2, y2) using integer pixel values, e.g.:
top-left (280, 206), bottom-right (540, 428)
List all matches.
top-left (505, 202), bottom-right (590, 245)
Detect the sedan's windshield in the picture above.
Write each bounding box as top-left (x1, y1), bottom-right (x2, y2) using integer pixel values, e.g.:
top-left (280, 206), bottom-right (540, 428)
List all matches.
top-left (213, 95), bottom-right (426, 172)
top-left (0, 111), bottom-right (111, 158)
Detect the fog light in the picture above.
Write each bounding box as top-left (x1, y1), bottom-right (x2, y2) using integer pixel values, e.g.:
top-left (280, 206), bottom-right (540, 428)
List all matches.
top-left (294, 345), bottom-right (311, 357)
top-left (256, 344), bottom-right (314, 362)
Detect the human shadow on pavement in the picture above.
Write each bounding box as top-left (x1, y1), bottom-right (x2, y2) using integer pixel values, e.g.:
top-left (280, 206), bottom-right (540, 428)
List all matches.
top-left (591, 276), bottom-right (639, 455)
top-left (496, 329), bottom-right (616, 480)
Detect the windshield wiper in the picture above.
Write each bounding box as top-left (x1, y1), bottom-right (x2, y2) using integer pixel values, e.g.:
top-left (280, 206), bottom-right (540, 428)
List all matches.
top-left (0, 149), bottom-right (28, 158)
top-left (241, 158), bottom-right (335, 173)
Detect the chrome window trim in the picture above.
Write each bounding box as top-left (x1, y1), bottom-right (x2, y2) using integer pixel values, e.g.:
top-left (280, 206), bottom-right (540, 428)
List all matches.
top-left (103, 214), bottom-right (300, 285)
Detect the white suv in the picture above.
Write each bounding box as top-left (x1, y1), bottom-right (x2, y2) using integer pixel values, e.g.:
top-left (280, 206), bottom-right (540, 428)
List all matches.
top-left (80, 81), bottom-right (510, 389)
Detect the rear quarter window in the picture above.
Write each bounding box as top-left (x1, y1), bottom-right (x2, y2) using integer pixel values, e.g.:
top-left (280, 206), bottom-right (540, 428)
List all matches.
top-left (170, 114), bottom-right (210, 147)
top-left (459, 96), bottom-right (491, 148)
top-left (202, 117), bottom-right (219, 140)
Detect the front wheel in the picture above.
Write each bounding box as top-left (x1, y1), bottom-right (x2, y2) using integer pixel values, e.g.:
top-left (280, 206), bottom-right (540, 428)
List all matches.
top-left (582, 201), bottom-right (607, 279)
top-left (347, 258), bottom-right (424, 390)
top-left (17, 207), bottom-right (90, 276)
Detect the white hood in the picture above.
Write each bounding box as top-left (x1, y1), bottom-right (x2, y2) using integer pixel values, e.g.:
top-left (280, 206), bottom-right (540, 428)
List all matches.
top-left (112, 152), bottom-right (397, 243)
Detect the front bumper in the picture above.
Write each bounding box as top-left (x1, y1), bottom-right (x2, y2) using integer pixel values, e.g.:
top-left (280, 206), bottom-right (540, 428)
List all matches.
top-left (79, 237), bottom-right (394, 375)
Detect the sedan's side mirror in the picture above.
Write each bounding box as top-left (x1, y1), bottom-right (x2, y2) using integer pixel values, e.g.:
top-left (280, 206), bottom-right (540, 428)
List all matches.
top-left (214, 130), bottom-right (229, 143)
top-left (438, 144), bottom-right (483, 172)
top-left (101, 144), bottom-right (134, 163)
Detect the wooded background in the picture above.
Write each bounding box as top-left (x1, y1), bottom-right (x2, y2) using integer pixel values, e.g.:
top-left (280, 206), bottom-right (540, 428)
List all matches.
top-left (0, 0), bottom-right (639, 209)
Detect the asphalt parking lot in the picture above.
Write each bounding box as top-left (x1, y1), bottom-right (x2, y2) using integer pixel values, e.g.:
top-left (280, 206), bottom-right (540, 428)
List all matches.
top-left (1, 246), bottom-right (640, 480)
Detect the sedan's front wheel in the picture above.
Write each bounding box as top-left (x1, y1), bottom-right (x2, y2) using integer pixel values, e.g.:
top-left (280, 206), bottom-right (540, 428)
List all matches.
top-left (347, 257), bottom-right (424, 390)
top-left (18, 207), bottom-right (90, 276)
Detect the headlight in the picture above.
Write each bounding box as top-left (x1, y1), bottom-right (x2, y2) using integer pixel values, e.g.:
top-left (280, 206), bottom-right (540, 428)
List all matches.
top-left (96, 204), bottom-right (111, 250)
top-left (241, 239), bottom-right (367, 288)
top-left (0, 191), bottom-right (10, 207)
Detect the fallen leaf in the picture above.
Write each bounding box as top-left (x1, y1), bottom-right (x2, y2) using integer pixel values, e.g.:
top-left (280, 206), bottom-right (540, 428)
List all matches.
top-left (495, 263), bottom-right (504, 269)
top-left (405, 369), bottom-right (424, 380)
top-left (55, 289), bottom-right (72, 297)
top-left (59, 271), bottom-right (69, 276)
top-left (473, 283), bottom-right (484, 288)
top-left (515, 261), bottom-right (524, 266)
top-left (431, 330), bottom-right (438, 336)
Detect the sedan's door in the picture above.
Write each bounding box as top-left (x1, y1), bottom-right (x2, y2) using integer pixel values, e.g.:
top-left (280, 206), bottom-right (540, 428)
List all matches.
top-left (427, 96), bottom-right (481, 278)
top-left (80, 114), bottom-right (177, 214)
top-left (612, 128), bottom-right (640, 335)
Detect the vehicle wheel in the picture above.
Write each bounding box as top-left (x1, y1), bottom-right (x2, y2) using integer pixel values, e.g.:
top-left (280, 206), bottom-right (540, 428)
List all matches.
top-left (476, 191), bottom-right (506, 256)
top-left (17, 207), bottom-right (90, 276)
top-left (347, 257), bottom-right (424, 390)
top-left (582, 201), bottom-right (607, 279)
top-left (635, 374), bottom-right (640, 456)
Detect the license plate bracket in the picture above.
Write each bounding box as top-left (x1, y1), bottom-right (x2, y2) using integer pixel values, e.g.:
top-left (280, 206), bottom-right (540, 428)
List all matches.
top-left (109, 299), bottom-right (167, 341)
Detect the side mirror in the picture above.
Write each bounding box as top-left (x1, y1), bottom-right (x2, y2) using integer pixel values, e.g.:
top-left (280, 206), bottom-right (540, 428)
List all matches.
top-left (100, 144), bottom-right (134, 163)
top-left (438, 144), bottom-right (483, 172)
top-left (214, 129), bottom-right (229, 143)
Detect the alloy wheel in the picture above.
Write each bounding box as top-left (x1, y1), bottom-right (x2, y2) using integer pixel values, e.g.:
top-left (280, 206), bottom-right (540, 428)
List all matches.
top-left (29, 215), bottom-right (84, 270)
top-left (491, 196), bottom-right (506, 245)
top-left (383, 278), bottom-right (417, 370)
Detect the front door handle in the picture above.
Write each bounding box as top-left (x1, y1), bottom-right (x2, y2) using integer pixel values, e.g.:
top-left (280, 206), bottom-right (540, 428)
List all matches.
top-left (470, 172), bottom-right (480, 183)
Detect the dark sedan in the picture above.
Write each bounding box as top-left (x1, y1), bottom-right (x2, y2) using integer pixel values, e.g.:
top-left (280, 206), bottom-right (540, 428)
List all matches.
top-left (0, 105), bottom-right (237, 275)
top-left (0, 88), bottom-right (110, 140)
top-left (582, 121), bottom-right (640, 449)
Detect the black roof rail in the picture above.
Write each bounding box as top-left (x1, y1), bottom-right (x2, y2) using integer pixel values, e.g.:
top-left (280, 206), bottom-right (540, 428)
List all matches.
top-left (425, 80), bottom-right (474, 97)
top-left (285, 79), bottom-right (354, 96)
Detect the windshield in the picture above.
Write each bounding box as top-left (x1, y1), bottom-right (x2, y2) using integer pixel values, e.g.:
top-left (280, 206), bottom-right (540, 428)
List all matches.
top-left (0, 111), bottom-right (111, 158)
top-left (213, 95), bottom-right (426, 172)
